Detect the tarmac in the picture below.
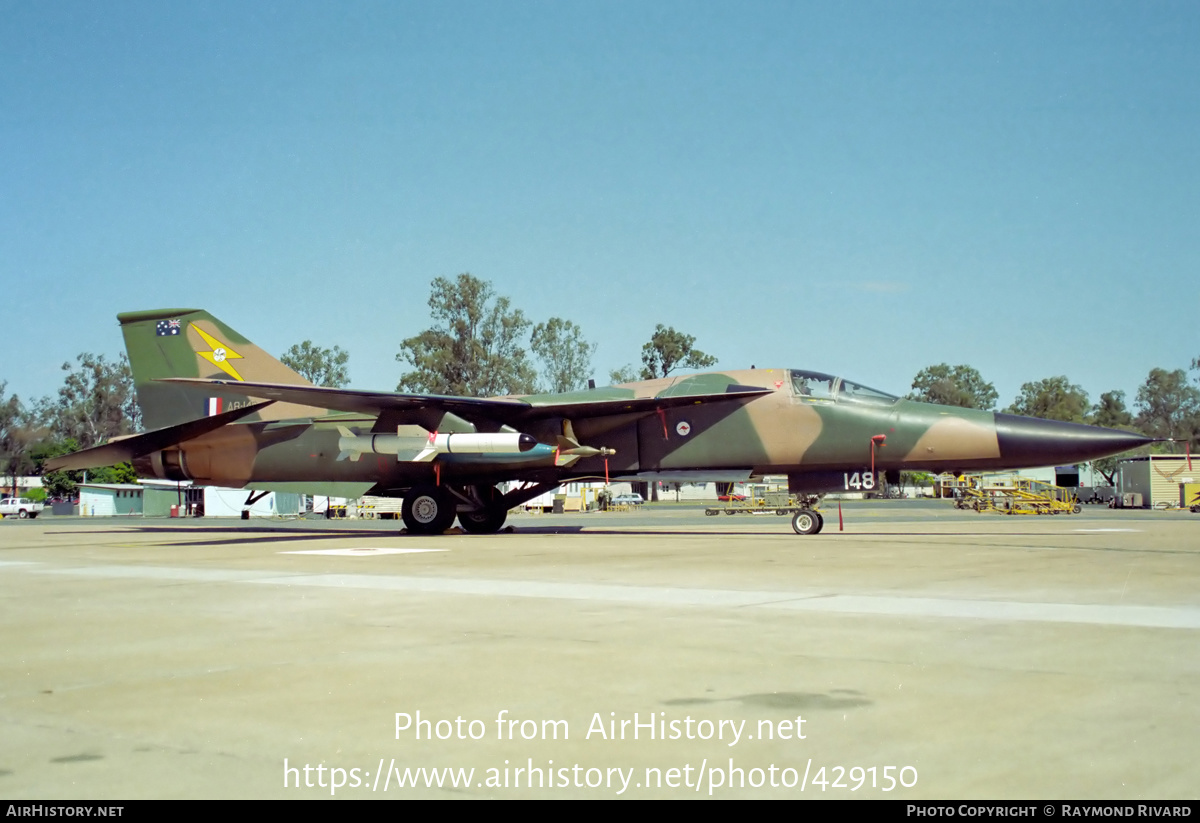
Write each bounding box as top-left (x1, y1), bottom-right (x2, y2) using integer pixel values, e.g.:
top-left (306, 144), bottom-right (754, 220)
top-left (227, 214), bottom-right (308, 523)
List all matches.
top-left (1, 500), bottom-right (1197, 799)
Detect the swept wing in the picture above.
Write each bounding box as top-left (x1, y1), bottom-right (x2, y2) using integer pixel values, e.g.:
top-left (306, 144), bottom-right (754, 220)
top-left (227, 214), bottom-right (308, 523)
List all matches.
top-left (156, 377), bottom-right (772, 424)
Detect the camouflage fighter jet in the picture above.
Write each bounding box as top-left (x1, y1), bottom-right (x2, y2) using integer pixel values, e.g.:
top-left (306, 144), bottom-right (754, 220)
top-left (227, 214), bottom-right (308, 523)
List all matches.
top-left (48, 309), bottom-right (1151, 535)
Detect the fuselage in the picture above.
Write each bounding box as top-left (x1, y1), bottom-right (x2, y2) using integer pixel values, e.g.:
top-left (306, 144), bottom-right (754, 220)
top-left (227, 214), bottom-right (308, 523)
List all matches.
top-left (132, 368), bottom-right (1149, 496)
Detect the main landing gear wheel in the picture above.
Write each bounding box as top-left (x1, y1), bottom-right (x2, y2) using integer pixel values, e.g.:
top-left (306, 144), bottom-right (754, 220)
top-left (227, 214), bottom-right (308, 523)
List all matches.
top-left (402, 485), bottom-right (457, 535)
top-left (791, 509), bottom-right (823, 535)
top-left (458, 507), bottom-right (509, 534)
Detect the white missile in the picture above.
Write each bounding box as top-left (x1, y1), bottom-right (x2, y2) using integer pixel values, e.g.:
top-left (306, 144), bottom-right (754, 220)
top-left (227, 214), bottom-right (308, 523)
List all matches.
top-left (336, 427), bottom-right (542, 463)
top-left (336, 427), bottom-right (423, 462)
top-left (413, 431), bottom-right (539, 462)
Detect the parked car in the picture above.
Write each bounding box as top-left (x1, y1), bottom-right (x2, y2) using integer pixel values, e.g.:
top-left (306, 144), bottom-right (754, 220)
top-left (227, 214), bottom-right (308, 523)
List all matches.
top-left (0, 497), bottom-right (44, 519)
top-left (717, 494), bottom-right (748, 502)
top-left (611, 493), bottom-right (645, 506)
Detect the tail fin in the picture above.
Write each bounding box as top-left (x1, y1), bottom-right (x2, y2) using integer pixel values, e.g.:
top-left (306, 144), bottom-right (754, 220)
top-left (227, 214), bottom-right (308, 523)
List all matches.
top-left (119, 309), bottom-right (324, 430)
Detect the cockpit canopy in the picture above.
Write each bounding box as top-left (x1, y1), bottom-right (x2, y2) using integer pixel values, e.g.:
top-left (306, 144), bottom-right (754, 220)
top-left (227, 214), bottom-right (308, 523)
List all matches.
top-left (789, 370), bottom-right (898, 406)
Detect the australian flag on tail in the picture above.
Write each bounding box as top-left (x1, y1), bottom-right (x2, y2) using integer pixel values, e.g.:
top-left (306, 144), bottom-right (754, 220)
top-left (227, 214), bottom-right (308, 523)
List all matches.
top-left (156, 319), bottom-right (182, 336)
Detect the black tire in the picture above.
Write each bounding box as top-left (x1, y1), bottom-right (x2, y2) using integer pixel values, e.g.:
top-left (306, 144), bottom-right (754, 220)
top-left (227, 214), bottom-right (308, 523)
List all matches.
top-left (705, 509), bottom-right (718, 517)
top-left (724, 509), bottom-right (736, 515)
top-left (459, 507), bottom-right (508, 534)
top-left (1072, 504), bottom-right (1081, 514)
top-left (776, 509), bottom-right (787, 516)
top-left (18, 510), bottom-right (28, 519)
top-left (402, 486), bottom-right (457, 535)
top-left (791, 509), bottom-right (820, 535)
top-left (813, 511), bottom-right (825, 534)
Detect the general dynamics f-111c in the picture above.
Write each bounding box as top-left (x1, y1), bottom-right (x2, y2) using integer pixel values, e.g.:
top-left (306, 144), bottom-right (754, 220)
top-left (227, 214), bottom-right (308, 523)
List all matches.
top-left (48, 309), bottom-right (1151, 535)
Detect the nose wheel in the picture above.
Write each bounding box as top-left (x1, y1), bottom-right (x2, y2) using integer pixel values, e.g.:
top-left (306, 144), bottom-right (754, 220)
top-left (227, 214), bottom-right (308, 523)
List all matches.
top-left (791, 508), bottom-right (824, 535)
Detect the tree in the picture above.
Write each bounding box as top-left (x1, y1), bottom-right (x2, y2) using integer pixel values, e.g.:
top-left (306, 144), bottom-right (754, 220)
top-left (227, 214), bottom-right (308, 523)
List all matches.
top-left (900, 470), bottom-right (936, 497)
top-left (609, 365), bottom-right (640, 384)
top-left (1134, 368), bottom-right (1200, 448)
top-left (397, 274), bottom-right (537, 397)
top-left (33, 435), bottom-right (139, 500)
top-left (25, 354), bottom-right (140, 494)
top-left (0, 382), bottom-right (22, 468)
top-left (639, 325), bottom-right (717, 380)
top-left (1088, 390), bottom-right (1139, 485)
top-left (907, 364), bottom-right (998, 410)
top-left (1090, 390), bottom-right (1135, 430)
top-left (33, 438), bottom-right (81, 499)
top-left (39, 353), bottom-right (141, 448)
top-left (530, 318), bottom-right (596, 394)
top-left (1006, 376), bottom-right (1090, 423)
top-left (1, 383), bottom-right (37, 496)
top-left (282, 341), bottom-right (350, 388)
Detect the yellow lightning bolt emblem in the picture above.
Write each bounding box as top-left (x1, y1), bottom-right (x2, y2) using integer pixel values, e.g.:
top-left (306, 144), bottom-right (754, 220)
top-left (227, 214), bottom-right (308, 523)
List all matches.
top-left (191, 324), bottom-right (246, 381)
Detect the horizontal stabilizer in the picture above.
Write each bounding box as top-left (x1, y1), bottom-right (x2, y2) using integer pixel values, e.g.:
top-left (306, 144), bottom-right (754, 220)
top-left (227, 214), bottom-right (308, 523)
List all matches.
top-left (157, 378), bottom-right (771, 424)
top-left (44, 401), bottom-right (274, 472)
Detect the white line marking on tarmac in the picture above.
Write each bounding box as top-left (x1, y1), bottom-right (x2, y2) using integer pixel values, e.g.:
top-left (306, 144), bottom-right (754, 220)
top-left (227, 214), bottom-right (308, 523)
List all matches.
top-left (279, 548), bottom-right (447, 556)
top-left (1073, 528), bottom-right (1142, 533)
top-left (19, 563), bottom-right (1200, 630)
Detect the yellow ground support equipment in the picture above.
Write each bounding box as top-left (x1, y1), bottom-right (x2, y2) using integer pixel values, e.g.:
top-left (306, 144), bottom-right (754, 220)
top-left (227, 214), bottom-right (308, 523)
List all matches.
top-left (705, 485), bottom-right (800, 516)
top-left (944, 474), bottom-right (1082, 516)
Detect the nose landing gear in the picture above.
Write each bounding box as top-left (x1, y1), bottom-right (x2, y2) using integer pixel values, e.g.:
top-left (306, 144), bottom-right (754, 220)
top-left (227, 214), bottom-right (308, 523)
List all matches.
top-left (790, 509), bottom-right (824, 535)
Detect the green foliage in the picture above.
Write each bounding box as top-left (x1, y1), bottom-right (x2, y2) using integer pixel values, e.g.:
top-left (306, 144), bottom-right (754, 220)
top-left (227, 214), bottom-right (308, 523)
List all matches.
top-left (1, 382), bottom-right (40, 486)
top-left (25, 487), bottom-right (47, 503)
top-left (31, 438), bottom-right (80, 498)
top-left (1087, 391), bottom-right (1139, 484)
top-left (394, 278), bottom-right (716, 393)
top-left (1, 381), bottom-right (22, 465)
top-left (0, 382), bottom-right (18, 436)
top-left (282, 340), bottom-right (350, 388)
top-left (37, 353), bottom-right (141, 447)
top-left (1134, 368), bottom-right (1200, 449)
top-left (608, 365), bottom-right (641, 384)
top-left (1006, 376), bottom-right (1090, 423)
top-left (90, 462), bottom-right (138, 485)
top-left (901, 471), bottom-right (935, 493)
top-left (1090, 390), bottom-right (1135, 429)
top-left (397, 274), bottom-right (538, 397)
top-left (639, 325), bottom-right (718, 380)
top-left (530, 318), bottom-right (597, 394)
top-left (907, 364), bottom-right (998, 410)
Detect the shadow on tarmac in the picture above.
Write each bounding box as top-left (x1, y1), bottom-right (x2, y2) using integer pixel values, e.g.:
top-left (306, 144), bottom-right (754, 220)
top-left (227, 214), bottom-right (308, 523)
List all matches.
top-left (29, 522), bottom-right (1194, 556)
top-left (40, 523), bottom-right (1164, 540)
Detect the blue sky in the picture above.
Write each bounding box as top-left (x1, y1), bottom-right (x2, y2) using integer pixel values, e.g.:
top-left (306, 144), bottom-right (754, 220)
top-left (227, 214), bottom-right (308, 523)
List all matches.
top-left (3, 0), bottom-right (1198, 411)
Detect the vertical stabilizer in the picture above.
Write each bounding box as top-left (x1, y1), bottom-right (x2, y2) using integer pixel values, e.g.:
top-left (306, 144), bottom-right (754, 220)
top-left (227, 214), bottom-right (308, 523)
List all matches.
top-left (118, 309), bottom-right (327, 430)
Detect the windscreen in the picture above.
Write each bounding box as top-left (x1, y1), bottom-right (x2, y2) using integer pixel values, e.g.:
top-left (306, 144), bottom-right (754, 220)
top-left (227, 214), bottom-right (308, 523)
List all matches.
top-left (789, 370), bottom-right (898, 405)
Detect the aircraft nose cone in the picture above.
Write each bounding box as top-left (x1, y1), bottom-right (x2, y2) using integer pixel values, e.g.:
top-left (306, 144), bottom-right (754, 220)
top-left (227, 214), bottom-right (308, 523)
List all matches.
top-left (994, 413), bottom-right (1152, 466)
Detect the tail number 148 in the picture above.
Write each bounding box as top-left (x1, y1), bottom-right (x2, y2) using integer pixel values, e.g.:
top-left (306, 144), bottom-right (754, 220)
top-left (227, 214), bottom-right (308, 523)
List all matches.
top-left (843, 471), bottom-right (877, 491)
